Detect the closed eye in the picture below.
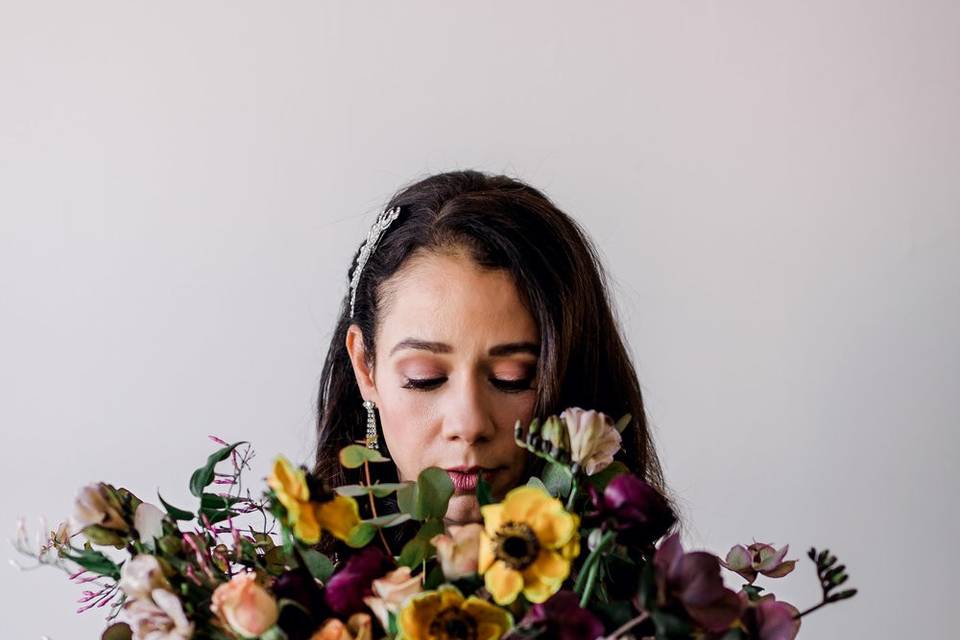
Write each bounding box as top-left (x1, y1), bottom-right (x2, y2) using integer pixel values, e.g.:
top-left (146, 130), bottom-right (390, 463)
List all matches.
top-left (402, 377), bottom-right (535, 394)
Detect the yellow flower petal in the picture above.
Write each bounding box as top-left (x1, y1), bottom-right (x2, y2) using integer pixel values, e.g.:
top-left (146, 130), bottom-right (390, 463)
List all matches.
top-left (462, 597), bottom-right (513, 639)
top-left (316, 495), bottom-right (361, 542)
top-left (523, 549), bottom-right (571, 584)
top-left (478, 531), bottom-right (496, 574)
top-left (397, 589), bottom-right (445, 640)
top-left (499, 486), bottom-right (552, 523)
top-left (521, 572), bottom-right (562, 604)
top-left (529, 503), bottom-right (577, 549)
top-left (484, 561), bottom-right (524, 606)
top-left (480, 503), bottom-right (503, 537)
top-left (267, 456), bottom-right (309, 502)
top-left (293, 505), bottom-right (321, 544)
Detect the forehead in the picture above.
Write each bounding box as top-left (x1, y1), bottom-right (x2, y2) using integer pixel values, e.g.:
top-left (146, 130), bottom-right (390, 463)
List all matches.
top-left (377, 250), bottom-right (538, 353)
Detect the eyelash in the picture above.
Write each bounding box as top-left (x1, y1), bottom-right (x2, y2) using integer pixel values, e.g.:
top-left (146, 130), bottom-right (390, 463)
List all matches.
top-left (402, 377), bottom-right (535, 394)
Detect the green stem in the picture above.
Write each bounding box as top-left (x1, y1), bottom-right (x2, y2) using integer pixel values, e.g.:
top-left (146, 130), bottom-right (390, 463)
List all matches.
top-left (579, 559), bottom-right (602, 608)
top-left (565, 474), bottom-right (579, 512)
top-left (573, 530), bottom-right (616, 596)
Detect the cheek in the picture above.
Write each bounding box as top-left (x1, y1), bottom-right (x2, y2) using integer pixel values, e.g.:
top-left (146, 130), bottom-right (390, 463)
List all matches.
top-left (375, 390), bottom-right (436, 480)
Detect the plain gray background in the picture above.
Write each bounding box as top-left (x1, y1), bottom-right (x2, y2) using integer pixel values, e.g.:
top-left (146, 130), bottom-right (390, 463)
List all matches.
top-left (2, 2), bottom-right (957, 638)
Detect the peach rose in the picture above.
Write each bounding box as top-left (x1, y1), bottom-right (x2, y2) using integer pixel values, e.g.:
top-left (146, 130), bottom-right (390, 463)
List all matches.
top-left (211, 572), bottom-right (279, 638)
top-left (311, 613), bottom-right (373, 640)
top-left (430, 522), bottom-right (483, 580)
top-left (362, 566), bottom-right (422, 631)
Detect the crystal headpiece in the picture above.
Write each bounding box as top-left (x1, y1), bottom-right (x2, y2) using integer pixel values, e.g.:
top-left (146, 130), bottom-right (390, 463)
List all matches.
top-left (350, 205), bottom-right (402, 318)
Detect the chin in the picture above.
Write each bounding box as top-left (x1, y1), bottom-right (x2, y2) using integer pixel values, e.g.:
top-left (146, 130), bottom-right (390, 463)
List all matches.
top-left (444, 494), bottom-right (482, 525)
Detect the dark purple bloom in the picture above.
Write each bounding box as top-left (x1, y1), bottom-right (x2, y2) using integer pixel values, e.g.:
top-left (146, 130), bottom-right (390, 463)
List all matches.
top-left (511, 591), bottom-right (604, 640)
top-left (323, 546), bottom-right (394, 615)
top-left (654, 533), bottom-right (742, 633)
top-left (739, 593), bottom-right (801, 640)
top-left (589, 473), bottom-right (676, 546)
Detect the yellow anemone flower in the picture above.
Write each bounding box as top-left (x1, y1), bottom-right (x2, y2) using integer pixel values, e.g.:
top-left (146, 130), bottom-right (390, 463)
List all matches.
top-left (478, 485), bottom-right (580, 605)
top-left (397, 585), bottom-right (512, 640)
top-left (267, 456), bottom-right (360, 544)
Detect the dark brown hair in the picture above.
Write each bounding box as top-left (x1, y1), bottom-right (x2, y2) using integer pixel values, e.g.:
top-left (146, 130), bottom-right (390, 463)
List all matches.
top-left (313, 170), bottom-right (667, 541)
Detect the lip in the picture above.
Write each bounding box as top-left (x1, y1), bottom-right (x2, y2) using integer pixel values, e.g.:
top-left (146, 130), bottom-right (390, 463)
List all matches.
top-left (444, 466), bottom-right (500, 494)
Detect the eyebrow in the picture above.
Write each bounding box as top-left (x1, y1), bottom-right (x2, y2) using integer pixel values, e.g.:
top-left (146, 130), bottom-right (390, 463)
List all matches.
top-left (389, 338), bottom-right (540, 358)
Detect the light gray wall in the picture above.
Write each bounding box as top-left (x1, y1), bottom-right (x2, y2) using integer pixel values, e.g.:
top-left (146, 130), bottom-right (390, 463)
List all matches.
top-left (2, 2), bottom-right (957, 638)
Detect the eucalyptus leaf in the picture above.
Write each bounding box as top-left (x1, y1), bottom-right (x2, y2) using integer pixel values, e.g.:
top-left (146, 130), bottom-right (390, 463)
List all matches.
top-left (299, 548), bottom-right (334, 582)
top-left (397, 519), bottom-right (444, 567)
top-left (396, 467), bottom-right (454, 520)
top-left (364, 512), bottom-right (413, 528)
top-left (541, 461), bottom-right (573, 498)
top-left (338, 444), bottom-right (391, 469)
top-left (345, 522), bottom-right (377, 548)
top-left (614, 412), bottom-right (632, 433)
top-left (477, 475), bottom-right (494, 507)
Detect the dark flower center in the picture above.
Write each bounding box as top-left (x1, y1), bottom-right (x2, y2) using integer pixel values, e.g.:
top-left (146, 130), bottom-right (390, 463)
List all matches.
top-left (429, 606), bottom-right (478, 640)
top-left (494, 521), bottom-right (540, 570)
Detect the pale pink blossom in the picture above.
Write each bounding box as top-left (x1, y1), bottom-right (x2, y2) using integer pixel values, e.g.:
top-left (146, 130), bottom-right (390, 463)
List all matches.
top-left (560, 407), bottom-right (622, 475)
top-left (430, 523), bottom-right (483, 580)
top-left (362, 566), bottom-right (423, 630)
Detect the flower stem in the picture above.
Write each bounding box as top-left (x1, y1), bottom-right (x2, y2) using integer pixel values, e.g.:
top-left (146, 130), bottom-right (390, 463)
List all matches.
top-left (574, 529), bottom-right (616, 601)
top-left (565, 473), bottom-right (579, 512)
top-left (363, 459), bottom-right (393, 556)
top-left (602, 611), bottom-right (650, 639)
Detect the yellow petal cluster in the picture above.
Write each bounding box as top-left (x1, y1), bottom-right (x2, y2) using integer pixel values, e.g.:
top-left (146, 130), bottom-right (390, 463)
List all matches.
top-left (267, 456), bottom-right (360, 544)
top-left (397, 585), bottom-right (512, 640)
top-left (478, 486), bottom-right (580, 605)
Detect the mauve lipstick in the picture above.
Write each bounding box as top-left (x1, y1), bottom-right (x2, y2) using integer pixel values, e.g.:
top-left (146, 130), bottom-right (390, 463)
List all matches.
top-left (445, 466), bottom-right (497, 493)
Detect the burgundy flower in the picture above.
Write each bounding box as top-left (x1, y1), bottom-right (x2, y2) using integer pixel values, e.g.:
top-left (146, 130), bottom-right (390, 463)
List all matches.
top-left (721, 542), bottom-right (796, 584)
top-left (511, 591), bottom-right (604, 640)
top-left (588, 473), bottom-right (676, 546)
top-left (323, 546), bottom-right (395, 615)
top-left (654, 533), bottom-right (742, 633)
top-left (739, 593), bottom-right (801, 640)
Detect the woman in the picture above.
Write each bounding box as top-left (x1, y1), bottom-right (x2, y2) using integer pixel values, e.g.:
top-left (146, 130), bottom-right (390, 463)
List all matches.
top-left (313, 169), bottom-right (668, 552)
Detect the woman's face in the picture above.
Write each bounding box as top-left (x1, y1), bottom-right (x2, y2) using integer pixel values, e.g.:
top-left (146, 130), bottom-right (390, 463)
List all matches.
top-left (346, 249), bottom-right (539, 524)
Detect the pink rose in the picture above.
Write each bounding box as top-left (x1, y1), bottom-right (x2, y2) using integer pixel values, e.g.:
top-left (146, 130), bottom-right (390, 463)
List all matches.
top-left (211, 572), bottom-right (279, 638)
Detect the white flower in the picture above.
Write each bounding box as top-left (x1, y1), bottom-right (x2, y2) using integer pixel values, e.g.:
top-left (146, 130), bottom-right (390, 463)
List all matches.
top-left (119, 555), bottom-right (171, 601)
top-left (134, 502), bottom-right (166, 547)
top-left (560, 407), bottom-right (622, 475)
top-left (71, 483), bottom-right (127, 532)
top-left (126, 588), bottom-right (194, 640)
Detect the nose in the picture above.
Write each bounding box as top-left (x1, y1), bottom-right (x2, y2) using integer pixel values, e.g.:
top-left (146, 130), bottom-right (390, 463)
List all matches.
top-left (440, 374), bottom-right (496, 445)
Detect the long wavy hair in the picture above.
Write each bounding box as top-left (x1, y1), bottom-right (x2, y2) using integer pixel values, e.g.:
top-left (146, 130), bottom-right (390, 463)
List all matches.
top-left (313, 170), bottom-right (669, 553)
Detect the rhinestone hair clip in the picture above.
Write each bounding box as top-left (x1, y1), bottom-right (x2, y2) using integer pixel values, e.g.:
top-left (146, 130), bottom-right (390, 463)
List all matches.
top-left (350, 205), bottom-right (402, 318)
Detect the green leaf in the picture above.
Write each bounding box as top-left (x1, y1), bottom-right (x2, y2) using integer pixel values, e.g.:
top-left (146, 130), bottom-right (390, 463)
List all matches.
top-left (200, 493), bottom-right (243, 509)
top-left (101, 622), bottom-right (133, 640)
top-left (541, 461), bottom-right (573, 498)
top-left (363, 512), bottom-right (413, 528)
top-left (338, 444), bottom-right (391, 469)
top-left (335, 482), bottom-right (410, 498)
top-left (189, 441), bottom-right (246, 498)
top-left (526, 476), bottom-right (548, 492)
top-left (259, 626), bottom-right (288, 640)
top-left (345, 522), bottom-right (378, 548)
top-left (614, 413), bottom-right (632, 433)
top-left (65, 548), bottom-right (121, 579)
top-left (299, 548), bottom-right (334, 582)
top-left (396, 468), bottom-right (453, 520)
top-left (477, 475), bottom-right (494, 507)
top-left (397, 519), bottom-right (444, 567)
top-left (424, 564), bottom-right (445, 590)
top-left (157, 492), bottom-right (194, 521)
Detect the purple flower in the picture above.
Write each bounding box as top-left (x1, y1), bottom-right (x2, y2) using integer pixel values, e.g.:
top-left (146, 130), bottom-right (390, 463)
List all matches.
top-left (511, 591), bottom-right (604, 640)
top-left (588, 473), bottom-right (676, 546)
top-left (721, 542), bottom-right (796, 584)
top-left (323, 546), bottom-right (395, 615)
top-left (739, 593), bottom-right (801, 640)
top-left (653, 533), bottom-right (742, 633)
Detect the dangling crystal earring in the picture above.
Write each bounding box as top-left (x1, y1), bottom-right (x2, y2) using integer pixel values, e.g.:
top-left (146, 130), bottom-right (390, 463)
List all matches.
top-left (363, 400), bottom-right (379, 450)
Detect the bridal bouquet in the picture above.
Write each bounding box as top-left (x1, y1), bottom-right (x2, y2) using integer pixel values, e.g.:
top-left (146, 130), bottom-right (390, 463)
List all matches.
top-left (13, 408), bottom-right (856, 640)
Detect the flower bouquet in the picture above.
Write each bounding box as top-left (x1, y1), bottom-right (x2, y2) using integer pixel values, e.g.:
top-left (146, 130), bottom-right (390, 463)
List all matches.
top-left (13, 408), bottom-right (856, 639)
